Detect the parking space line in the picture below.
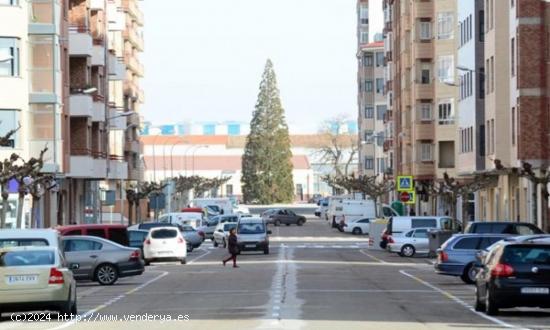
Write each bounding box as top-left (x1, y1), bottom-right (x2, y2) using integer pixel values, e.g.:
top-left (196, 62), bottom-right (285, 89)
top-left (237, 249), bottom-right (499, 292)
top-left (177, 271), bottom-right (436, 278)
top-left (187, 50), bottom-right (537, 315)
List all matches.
top-left (359, 249), bottom-right (388, 264)
top-left (399, 270), bottom-right (531, 330)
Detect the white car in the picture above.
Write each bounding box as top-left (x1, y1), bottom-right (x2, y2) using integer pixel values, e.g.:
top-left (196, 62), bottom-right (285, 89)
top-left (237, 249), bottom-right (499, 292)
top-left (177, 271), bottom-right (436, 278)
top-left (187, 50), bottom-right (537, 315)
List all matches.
top-left (159, 212), bottom-right (204, 229)
top-left (213, 222), bottom-right (237, 248)
top-left (343, 218), bottom-right (371, 235)
top-left (387, 228), bottom-right (431, 257)
top-left (143, 227), bottom-right (187, 265)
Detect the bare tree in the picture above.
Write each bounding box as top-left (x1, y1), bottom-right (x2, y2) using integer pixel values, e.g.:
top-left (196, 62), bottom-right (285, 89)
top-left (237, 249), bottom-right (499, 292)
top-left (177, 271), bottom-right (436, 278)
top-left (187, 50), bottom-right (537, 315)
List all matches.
top-left (519, 162), bottom-right (550, 232)
top-left (316, 116), bottom-right (358, 178)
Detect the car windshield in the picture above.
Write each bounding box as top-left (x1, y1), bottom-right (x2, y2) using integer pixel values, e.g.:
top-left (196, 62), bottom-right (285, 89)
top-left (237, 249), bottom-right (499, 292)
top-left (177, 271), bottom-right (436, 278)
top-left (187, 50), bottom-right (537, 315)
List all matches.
top-left (224, 223), bottom-right (237, 232)
top-left (0, 250), bottom-right (55, 267)
top-left (151, 229), bottom-right (178, 239)
top-left (140, 223), bottom-right (174, 230)
top-left (0, 239), bottom-right (49, 248)
top-left (502, 245), bottom-right (550, 265)
top-left (238, 222), bottom-right (265, 234)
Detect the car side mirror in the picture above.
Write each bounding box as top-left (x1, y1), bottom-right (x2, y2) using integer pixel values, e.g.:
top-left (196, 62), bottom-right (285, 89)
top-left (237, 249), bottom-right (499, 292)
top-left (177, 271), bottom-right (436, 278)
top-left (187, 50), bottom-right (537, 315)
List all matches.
top-left (217, 229), bottom-right (223, 233)
top-left (69, 263), bottom-right (80, 270)
top-left (267, 230), bottom-right (272, 235)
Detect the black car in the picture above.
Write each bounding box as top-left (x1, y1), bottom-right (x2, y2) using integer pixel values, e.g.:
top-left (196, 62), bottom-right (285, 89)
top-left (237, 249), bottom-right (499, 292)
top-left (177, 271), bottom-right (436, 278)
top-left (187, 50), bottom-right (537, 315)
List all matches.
top-left (268, 209), bottom-right (306, 226)
top-left (466, 221), bottom-right (544, 235)
top-left (474, 235), bottom-right (550, 315)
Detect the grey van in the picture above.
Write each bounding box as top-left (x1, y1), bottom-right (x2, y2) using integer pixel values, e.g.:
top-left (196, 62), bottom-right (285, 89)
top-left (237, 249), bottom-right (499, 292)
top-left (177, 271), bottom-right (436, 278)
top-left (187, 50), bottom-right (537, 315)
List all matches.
top-left (236, 218), bottom-right (272, 255)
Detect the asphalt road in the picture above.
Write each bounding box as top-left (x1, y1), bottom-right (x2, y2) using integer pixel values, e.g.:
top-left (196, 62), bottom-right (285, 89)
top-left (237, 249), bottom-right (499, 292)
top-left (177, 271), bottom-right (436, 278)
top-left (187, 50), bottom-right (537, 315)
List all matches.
top-left (1, 217), bottom-right (548, 330)
top-left (246, 205), bottom-right (318, 217)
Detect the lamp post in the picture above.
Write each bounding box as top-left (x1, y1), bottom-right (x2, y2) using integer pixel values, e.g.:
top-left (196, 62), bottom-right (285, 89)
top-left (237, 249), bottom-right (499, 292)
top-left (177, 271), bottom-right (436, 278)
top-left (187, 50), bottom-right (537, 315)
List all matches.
top-left (192, 145), bottom-right (209, 176)
top-left (170, 139), bottom-right (187, 178)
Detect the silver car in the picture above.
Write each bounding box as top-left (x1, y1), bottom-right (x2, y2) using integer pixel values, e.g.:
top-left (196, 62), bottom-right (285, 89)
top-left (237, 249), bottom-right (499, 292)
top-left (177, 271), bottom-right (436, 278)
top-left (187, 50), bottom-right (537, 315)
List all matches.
top-left (387, 228), bottom-right (431, 257)
top-left (213, 222), bottom-right (237, 248)
top-left (180, 224), bottom-right (205, 252)
top-left (62, 236), bottom-right (144, 285)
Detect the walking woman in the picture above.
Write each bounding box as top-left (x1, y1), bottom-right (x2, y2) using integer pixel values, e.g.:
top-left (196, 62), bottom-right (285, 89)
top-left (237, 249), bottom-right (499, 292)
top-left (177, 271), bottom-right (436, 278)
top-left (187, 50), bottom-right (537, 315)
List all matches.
top-left (222, 228), bottom-right (239, 268)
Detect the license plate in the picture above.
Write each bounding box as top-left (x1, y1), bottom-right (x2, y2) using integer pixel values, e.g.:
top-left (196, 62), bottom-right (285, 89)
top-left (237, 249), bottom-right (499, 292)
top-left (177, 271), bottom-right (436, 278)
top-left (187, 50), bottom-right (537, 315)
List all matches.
top-left (157, 251), bottom-right (171, 254)
top-left (6, 275), bottom-right (38, 285)
top-left (521, 287), bottom-right (549, 294)
top-left (245, 244), bottom-right (256, 248)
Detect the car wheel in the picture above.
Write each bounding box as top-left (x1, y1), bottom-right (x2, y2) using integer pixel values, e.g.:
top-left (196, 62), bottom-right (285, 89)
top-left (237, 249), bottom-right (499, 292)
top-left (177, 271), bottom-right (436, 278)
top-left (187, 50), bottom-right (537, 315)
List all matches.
top-left (485, 288), bottom-right (499, 315)
top-left (461, 264), bottom-right (477, 284)
top-left (285, 223), bottom-right (290, 226)
top-left (400, 245), bottom-right (415, 257)
top-left (187, 246), bottom-right (193, 253)
top-left (264, 248), bottom-right (269, 255)
top-left (181, 258), bottom-right (187, 265)
top-left (297, 219), bottom-right (305, 226)
top-left (352, 227), bottom-right (362, 235)
top-left (213, 240), bottom-right (218, 247)
top-left (274, 220), bottom-right (281, 226)
top-left (144, 259), bottom-right (151, 266)
top-left (59, 288), bottom-right (76, 315)
top-left (474, 286), bottom-right (485, 312)
top-left (95, 264), bottom-right (118, 286)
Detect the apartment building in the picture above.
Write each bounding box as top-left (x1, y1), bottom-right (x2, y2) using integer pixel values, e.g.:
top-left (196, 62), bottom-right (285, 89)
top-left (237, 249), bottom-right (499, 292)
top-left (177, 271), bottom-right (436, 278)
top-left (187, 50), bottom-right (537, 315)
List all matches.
top-left (384, 0), bottom-right (459, 214)
top-left (357, 40), bottom-right (387, 179)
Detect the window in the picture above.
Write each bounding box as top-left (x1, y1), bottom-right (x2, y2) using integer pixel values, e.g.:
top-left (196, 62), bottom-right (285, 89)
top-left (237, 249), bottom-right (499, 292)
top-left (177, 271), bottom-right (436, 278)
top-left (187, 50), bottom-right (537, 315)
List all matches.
top-left (364, 130), bottom-right (373, 143)
top-left (491, 119), bottom-right (495, 154)
top-left (489, 0), bottom-right (494, 30)
top-left (411, 219), bottom-right (437, 228)
top-left (437, 12), bottom-right (454, 40)
top-left (226, 184), bottom-right (233, 196)
top-left (0, 110), bottom-right (20, 148)
top-left (437, 55), bottom-right (454, 83)
top-left (360, 6), bottom-right (369, 25)
top-left (438, 100), bottom-right (454, 125)
top-left (421, 68), bottom-right (430, 84)
top-left (376, 52), bottom-right (385, 67)
top-left (479, 10), bottom-right (485, 42)
top-left (0, 38), bottom-right (20, 77)
top-left (110, 229), bottom-right (129, 246)
top-left (64, 239), bottom-right (102, 252)
top-left (376, 78), bottom-right (384, 94)
top-left (413, 229), bottom-right (429, 238)
top-left (364, 106), bottom-right (374, 118)
top-left (511, 38), bottom-right (515, 76)
top-left (511, 107), bottom-right (516, 145)
top-left (479, 124), bottom-right (485, 156)
top-left (419, 21), bottom-right (432, 40)
top-left (364, 54), bottom-right (373, 67)
top-left (365, 80), bottom-right (373, 92)
top-left (203, 124), bottom-right (215, 135)
top-left (227, 124), bottom-right (240, 136)
top-left (87, 229), bottom-right (106, 239)
top-left (490, 57), bottom-right (494, 92)
top-left (364, 157), bottom-right (374, 170)
top-left (29, 104), bottom-right (56, 140)
top-left (29, 35), bottom-right (54, 93)
top-left (479, 68), bottom-right (485, 98)
top-left (419, 103), bottom-right (432, 121)
top-left (454, 237), bottom-right (481, 250)
top-left (376, 105), bottom-right (387, 120)
top-left (360, 31), bottom-right (369, 44)
top-left (420, 143), bottom-right (433, 161)
top-left (0, 0), bottom-right (19, 5)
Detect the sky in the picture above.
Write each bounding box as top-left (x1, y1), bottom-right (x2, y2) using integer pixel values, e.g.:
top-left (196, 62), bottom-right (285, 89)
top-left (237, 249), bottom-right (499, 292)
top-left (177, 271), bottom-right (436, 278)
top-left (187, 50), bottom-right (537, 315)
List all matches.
top-left (141, 0), bottom-right (384, 133)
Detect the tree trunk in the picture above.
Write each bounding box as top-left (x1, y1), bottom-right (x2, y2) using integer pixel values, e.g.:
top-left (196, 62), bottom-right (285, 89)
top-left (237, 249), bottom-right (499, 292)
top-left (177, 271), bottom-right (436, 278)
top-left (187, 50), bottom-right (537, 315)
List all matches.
top-left (532, 182), bottom-right (538, 225)
top-left (31, 196), bottom-right (40, 228)
top-left (542, 185), bottom-right (549, 233)
top-left (461, 195), bottom-right (468, 233)
top-left (127, 200), bottom-right (134, 226)
top-left (16, 191), bottom-right (25, 229)
top-left (136, 201), bottom-right (141, 224)
top-left (0, 186), bottom-right (8, 228)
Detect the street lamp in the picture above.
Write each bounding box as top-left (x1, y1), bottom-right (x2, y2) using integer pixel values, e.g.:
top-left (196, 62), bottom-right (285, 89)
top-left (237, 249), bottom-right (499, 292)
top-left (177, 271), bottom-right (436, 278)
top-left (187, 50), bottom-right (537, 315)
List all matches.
top-left (192, 145), bottom-right (209, 176)
top-left (0, 54), bottom-right (13, 63)
top-left (170, 138), bottom-right (188, 178)
top-left (107, 111), bottom-right (135, 120)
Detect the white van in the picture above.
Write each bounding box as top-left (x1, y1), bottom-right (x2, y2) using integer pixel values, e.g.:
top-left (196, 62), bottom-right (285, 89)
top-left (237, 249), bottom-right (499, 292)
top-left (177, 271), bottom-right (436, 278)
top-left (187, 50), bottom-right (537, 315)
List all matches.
top-left (386, 216), bottom-right (460, 236)
top-left (0, 229), bottom-right (62, 250)
top-left (159, 212), bottom-right (205, 229)
top-left (191, 198), bottom-right (233, 215)
top-left (328, 198), bottom-right (398, 223)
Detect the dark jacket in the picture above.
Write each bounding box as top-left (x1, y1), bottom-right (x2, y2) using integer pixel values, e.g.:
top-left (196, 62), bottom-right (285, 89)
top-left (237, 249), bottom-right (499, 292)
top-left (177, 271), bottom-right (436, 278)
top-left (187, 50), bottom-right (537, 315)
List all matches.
top-left (227, 234), bottom-right (238, 255)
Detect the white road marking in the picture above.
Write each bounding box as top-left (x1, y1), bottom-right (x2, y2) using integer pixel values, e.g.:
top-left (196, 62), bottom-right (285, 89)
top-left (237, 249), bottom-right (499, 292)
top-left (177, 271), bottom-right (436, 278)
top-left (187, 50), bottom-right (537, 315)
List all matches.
top-left (187, 259), bottom-right (432, 267)
top-left (359, 249), bottom-right (388, 264)
top-left (187, 249), bottom-right (212, 264)
top-left (399, 270), bottom-right (531, 330)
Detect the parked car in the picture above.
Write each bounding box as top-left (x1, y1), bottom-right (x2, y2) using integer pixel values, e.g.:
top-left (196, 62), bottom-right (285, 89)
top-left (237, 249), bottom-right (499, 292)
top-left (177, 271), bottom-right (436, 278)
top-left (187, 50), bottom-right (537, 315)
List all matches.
top-left (62, 236), bottom-right (144, 285)
top-left (387, 228), bottom-right (431, 257)
top-left (315, 198), bottom-right (329, 218)
top-left (343, 218), bottom-right (371, 235)
top-left (197, 215), bottom-right (239, 240)
top-left (381, 216), bottom-right (460, 249)
top-left (129, 222), bottom-right (179, 231)
top-left (474, 235), bottom-right (550, 315)
top-left (158, 212), bottom-right (205, 229)
top-left (0, 246), bottom-right (77, 315)
top-left (267, 209), bottom-right (306, 226)
top-left (236, 218), bottom-right (271, 254)
top-left (434, 234), bottom-right (510, 284)
top-left (128, 229), bottom-right (149, 256)
top-left (0, 229), bottom-right (62, 250)
top-left (261, 209), bottom-right (280, 223)
top-left (143, 227), bottom-right (187, 265)
top-left (57, 224), bottom-right (129, 246)
top-left (213, 222), bottom-right (238, 248)
top-left (180, 224), bottom-right (204, 252)
top-left (465, 221), bottom-right (544, 235)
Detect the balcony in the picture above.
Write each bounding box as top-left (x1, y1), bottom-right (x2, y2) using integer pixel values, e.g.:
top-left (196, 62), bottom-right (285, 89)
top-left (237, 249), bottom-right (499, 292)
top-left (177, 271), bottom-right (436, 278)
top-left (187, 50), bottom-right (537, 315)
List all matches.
top-left (383, 110), bottom-right (393, 123)
top-left (125, 55), bottom-right (144, 77)
top-left (91, 45), bottom-right (105, 66)
top-left (123, 80), bottom-right (138, 98)
top-left (415, 83), bottom-right (434, 99)
top-left (414, 0), bottom-right (433, 18)
top-left (108, 158), bottom-right (128, 180)
top-left (414, 41), bottom-right (433, 59)
top-left (108, 109), bottom-right (127, 130)
top-left (122, 27), bottom-right (144, 51)
top-left (414, 121), bottom-right (435, 140)
top-left (122, 0), bottom-right (144, 26)
top-left (69, 26), bottom-right (93, 56)
top-left (137, 88), bottom-right (145, 103)
top-left (125, 139), bottom-right (140, 153)
top-left (383, 139), bottom-right (393, 152)
top-left (92, 95), bottom-right (106, 122)
top-left (69, 94), bottom-right (93, 117)
top-left (69, 152), bottom-right (107, 178)
top-left (109, 56), bottom-right (126, 80)
top-left (412, 161), bottom-right (435, 178)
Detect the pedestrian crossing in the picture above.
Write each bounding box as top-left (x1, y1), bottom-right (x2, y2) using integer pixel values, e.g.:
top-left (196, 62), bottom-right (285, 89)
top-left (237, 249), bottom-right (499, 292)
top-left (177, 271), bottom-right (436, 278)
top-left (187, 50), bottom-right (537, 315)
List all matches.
top-left (202, 242), bottom-right (371, 250)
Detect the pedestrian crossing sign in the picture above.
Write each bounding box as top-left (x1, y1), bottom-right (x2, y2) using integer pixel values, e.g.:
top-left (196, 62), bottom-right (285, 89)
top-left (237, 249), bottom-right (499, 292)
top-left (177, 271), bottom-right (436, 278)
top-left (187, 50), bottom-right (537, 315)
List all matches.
top-left (397, 176), bottom-right (414, 191)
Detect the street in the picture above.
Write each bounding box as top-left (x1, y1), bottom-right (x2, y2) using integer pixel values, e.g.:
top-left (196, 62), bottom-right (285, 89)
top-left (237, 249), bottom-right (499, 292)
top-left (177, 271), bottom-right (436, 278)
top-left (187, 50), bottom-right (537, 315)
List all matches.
top-left (1, 217), bottom-right (548, 330)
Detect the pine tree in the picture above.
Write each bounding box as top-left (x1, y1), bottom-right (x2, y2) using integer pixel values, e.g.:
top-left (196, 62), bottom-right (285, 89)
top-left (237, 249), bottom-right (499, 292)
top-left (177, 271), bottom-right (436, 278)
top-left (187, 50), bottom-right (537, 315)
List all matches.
top-left (241, 59), bottom-right (294, 204)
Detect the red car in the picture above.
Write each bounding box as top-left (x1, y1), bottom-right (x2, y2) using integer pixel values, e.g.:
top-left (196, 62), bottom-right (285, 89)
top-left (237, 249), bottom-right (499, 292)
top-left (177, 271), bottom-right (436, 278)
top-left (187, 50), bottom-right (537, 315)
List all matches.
top-left (56, 224), bottom-right (129, 246)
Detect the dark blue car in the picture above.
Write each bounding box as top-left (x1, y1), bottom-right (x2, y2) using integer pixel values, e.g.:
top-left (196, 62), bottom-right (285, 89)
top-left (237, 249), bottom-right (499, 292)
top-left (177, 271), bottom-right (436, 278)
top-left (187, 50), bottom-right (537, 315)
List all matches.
top-left (434, 234), bottom-right (510, 284)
